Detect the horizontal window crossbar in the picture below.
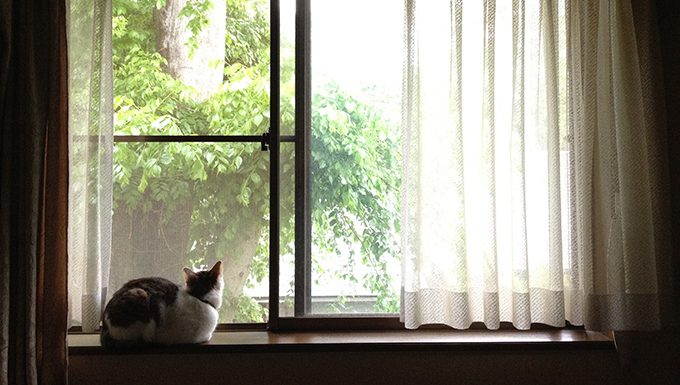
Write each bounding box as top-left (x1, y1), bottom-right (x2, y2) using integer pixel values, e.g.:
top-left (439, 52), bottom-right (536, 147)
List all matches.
top-left (113, 135), bottom-right (296, 143)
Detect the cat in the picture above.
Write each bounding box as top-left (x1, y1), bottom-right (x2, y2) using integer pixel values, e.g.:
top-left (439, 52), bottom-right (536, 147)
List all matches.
top-left (100, 261), bottom-right (224, 349)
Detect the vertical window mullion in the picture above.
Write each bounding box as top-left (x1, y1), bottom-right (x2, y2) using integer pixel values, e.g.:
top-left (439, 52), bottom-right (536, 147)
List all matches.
top-left (268, 0), bottom-right (281, 330)
top-left (294, 0), bottom-right (312, 317)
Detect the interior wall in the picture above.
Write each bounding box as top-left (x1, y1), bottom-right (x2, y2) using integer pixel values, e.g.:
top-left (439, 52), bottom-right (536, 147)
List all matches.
top-left (69, 348), bottom-right (624, 385)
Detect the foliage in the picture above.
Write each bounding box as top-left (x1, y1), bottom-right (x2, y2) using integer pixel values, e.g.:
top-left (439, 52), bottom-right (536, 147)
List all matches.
top-left (311, 83), bottom-right (401, 312)
top-left (224, 0), bottom-right (270, 68)
top-left (111, 0), bottom-right (400, 320)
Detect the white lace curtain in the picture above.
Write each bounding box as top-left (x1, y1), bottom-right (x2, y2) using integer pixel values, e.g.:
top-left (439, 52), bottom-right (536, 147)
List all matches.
top-left (400, 0), bottom-right (666, 330)
top-left (67, 0), bottom-right (114, 332)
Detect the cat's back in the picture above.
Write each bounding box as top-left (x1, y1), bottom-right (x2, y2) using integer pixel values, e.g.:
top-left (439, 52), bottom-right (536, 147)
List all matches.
top-left (105, 277), bottom-right (179, 325)
top-left (101, 277), bottom-right (179, 348)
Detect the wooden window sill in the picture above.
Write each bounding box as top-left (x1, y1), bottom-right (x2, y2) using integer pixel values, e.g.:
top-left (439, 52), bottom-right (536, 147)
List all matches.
top-left (68, 329), bottom-right (614, 355)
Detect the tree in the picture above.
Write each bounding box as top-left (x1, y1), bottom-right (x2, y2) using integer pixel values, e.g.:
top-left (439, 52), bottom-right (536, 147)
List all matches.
top-left (155, 0), bottom-right (226, 100)
top-left (111, 0), bottom-right (400, 322)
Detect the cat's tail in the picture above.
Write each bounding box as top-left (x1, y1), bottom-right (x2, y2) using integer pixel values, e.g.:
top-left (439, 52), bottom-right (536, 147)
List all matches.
top-left (100, 321), bottom-right (123, 350)
top-left (100, 320), bottom-right (144, 351)
top-left (99, 322), bottom-right (116, 348)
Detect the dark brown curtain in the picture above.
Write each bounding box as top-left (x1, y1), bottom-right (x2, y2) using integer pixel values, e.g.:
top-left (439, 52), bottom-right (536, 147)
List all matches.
top-left (0, 0), bottom-right (69, 384)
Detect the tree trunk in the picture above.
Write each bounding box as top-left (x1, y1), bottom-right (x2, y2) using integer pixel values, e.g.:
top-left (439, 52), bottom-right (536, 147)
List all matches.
top-left (111, 192), bottom-right (266, 323)
top-left (110, 199), bottom-right (194, 293)
top-left (154, 0), bottom-right (226, 100)
top-left (220, 218), bottom-right (263, 322)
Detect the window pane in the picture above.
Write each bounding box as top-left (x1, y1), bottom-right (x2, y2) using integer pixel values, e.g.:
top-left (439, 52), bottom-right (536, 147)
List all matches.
top-left (112, 0), bottom-right (270, 136)
top-left (310, 0), bottom-right (403, 314)
top-left (280, 0), bottom-right (295, 135)
top-left (279, 142), bottom-right (295, 316)
top-left (112, 142), bottom-right (269, 323)
top-left (277, 0), bottom-right (295, 316)
top-left (240, 142), bottom-right (294, 318)
top-left (111, 0), bottom-right (274, 324)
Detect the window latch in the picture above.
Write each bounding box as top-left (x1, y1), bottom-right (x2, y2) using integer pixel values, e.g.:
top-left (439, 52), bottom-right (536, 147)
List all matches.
top-left (261, 131), bottom-right (270, 152)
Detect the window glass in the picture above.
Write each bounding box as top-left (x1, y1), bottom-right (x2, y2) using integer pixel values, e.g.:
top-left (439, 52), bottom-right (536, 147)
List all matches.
top-left (310, 0), bottom-right (403, 314)
top-left (278, 142), bottom-right (296, 316)
top-left (277, 0), bottom-right (296, 317)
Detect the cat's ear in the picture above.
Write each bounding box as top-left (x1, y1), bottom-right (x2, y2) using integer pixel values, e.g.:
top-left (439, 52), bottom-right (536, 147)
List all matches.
top-left (209, 261), bottom-right (222, 277)
top-left (183, 267), bottom-right (197, 283)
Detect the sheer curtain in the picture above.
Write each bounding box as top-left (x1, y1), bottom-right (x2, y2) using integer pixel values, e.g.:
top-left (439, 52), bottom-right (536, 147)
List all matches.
top-left (67, 0), bottom-right (114, 332)
top-left (401, 0), bottom-right (665, 330)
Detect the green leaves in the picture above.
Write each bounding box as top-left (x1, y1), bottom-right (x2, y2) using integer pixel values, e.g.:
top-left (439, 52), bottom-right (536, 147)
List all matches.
top-left (224, 0), bottom-right (269, 68)
top-left (253, 113), bottom-right (263, 126)
top-left (311, 82), bottom-right (401, 313)
top-left (112, 0), bottom-right (400, 319)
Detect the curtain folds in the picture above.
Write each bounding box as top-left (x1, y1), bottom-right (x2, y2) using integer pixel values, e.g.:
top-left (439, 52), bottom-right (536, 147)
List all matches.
top-left (568, 0), bottom-right (663, 331)
top-left (0, 0), bottom-right (70, 384)
top-left (401, 0), bottom-right (668, 331)
top-left (66, 0), bottom-right (114, 332)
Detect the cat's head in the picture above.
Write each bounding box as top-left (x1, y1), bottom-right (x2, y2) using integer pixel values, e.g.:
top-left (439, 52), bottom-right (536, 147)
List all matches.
top-left (182, 261), bottom-right (224, 309)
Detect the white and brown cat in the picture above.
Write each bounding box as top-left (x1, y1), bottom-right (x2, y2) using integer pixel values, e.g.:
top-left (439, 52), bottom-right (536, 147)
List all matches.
top-left (100, 261), bottom-right (224, 349)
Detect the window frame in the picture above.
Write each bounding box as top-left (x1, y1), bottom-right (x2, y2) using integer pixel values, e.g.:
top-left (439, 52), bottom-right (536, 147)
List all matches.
top-left (271, 0), bottom-right (404, 330)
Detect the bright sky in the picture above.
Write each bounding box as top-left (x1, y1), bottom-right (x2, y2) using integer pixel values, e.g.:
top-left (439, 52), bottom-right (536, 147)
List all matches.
top-left (281, 0), bottom-right (404, 97)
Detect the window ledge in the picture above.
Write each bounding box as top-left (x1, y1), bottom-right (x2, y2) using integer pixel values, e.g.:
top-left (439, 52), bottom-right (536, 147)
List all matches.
top-left (68, 329), bottom-right (614, 355)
